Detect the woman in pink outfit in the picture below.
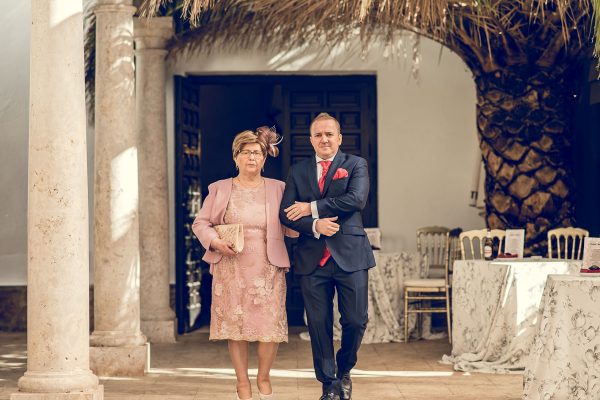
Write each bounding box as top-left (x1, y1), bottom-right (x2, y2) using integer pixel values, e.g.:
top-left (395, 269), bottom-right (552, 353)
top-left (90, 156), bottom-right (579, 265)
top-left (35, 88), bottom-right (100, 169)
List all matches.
top-left (192, 127), bottom-right (297, 400)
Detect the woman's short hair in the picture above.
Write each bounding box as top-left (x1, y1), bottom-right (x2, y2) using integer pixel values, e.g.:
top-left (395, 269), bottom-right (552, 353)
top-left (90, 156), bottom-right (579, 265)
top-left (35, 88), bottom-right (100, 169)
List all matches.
top-left (232, 127), bottom-right (281, 159)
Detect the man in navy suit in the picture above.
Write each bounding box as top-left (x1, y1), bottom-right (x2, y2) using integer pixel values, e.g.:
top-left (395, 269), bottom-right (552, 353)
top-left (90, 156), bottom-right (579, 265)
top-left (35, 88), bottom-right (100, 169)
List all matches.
top-left (280, 113), bottom-right (375, 400)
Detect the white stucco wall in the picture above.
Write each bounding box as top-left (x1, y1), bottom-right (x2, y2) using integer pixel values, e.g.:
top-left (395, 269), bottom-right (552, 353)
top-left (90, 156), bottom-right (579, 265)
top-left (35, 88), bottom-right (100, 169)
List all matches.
top-left (0, 4), bottom-right (483, 285)
top-left (0, 2), bottom-right (30, 285)
top-left (0, 2), bottom-right (96, 286)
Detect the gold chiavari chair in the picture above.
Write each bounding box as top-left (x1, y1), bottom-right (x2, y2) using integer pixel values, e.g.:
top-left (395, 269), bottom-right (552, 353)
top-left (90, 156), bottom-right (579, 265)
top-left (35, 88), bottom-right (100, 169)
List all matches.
top-left (547, 227), bottom-right (589, 260)
top-left (405, 231), bottom-right (454, 343)
top-left (459, 229), bottom-right (505, 260)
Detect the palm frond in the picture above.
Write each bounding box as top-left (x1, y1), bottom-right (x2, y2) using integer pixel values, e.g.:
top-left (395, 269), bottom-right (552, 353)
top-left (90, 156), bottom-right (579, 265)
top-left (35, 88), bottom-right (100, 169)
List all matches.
top-left (137, 0), bottom-right (596, 69)
top-left (593, 0), bottom-right (600, 59)
top-left (84, 0), bottom-right (599, 118)
top-left (84, 0), bottom-right (97, 123)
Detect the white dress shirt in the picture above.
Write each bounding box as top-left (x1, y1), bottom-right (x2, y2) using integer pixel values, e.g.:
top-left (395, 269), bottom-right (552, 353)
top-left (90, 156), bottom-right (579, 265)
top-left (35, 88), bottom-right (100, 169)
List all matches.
top-left (311, 153), bottom-right (337, 238)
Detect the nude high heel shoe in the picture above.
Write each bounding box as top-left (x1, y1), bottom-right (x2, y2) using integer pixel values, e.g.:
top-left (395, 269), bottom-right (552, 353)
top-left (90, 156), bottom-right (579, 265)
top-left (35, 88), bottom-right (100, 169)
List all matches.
top-left (258, 391), bottom-right (275, 400)
top-left (236, 387), bottom-right (252, 400)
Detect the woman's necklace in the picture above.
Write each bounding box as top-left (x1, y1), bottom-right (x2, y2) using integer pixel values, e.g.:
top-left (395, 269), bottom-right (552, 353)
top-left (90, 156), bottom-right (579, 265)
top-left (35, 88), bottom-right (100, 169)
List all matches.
top-left (235, 176), bottom-right (264, 188)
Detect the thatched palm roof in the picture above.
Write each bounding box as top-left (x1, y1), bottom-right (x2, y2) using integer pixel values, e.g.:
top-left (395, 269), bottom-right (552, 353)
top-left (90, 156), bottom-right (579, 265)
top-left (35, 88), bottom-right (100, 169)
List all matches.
top-left (85, 0), bottom-right (599, 119)
top-left (140, 0), bottom-right (599, 63)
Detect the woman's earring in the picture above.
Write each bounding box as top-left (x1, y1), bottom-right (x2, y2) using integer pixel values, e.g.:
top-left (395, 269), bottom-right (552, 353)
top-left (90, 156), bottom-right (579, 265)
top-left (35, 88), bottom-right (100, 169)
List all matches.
top-left (235, 164), bottom-right (239, 170)
top-left (262, 166), bottom-right (265, 172)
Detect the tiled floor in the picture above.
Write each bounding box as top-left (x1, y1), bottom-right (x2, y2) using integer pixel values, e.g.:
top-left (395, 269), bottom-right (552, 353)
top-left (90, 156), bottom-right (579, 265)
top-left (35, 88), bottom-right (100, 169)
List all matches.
top-left (0, 329), bottom-right (522, 399)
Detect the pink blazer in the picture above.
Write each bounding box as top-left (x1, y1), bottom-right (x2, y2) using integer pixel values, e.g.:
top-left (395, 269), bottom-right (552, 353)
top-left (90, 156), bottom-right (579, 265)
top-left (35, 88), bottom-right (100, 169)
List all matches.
top-left (192, 178), bottom-right (298, 271)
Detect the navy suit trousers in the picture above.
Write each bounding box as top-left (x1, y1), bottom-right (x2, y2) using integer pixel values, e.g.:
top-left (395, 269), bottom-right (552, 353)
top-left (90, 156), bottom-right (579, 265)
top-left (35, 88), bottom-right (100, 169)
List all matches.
top-left (300, 257), bottom-right (368, 393)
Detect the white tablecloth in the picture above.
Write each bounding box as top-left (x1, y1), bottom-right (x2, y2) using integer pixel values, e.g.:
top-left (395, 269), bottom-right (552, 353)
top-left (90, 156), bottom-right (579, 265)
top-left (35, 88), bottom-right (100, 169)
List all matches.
top-left (523, 274), bottom-right (600, 399)
top-left (332, 251), bottom-right (440, 343)
top-left (443, 259), bottom-right (581, 373)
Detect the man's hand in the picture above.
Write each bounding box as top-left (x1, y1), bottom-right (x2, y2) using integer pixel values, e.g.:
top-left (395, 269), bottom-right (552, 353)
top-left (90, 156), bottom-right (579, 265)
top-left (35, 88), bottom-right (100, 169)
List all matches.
top-left (210, 237), bottom-right (237, 256)
top-left (315, 217), bottom-right (339, 237)
top-left (284, 201), bottom-right (312, 221)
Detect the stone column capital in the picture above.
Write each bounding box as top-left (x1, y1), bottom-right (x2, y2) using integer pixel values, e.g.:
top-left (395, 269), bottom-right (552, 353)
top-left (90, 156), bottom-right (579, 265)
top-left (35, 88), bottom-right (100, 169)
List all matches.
top-left (96, 0), bottom-right (134, 5)
top-left (94, 1), bottom-right (136, 15)
top-left (134, 17), bottom-right (174, 50)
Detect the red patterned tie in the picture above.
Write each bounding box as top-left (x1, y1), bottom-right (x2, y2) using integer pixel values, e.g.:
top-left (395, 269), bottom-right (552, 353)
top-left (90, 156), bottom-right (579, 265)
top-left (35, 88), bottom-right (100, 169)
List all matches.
top-left (318, 160), bottom-right (332, 266)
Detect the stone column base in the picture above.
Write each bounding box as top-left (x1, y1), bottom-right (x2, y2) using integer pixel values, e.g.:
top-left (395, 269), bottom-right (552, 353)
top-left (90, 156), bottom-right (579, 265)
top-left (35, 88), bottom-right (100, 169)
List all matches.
top-left (11, 386), bottom-right (104, 400)
top-left (90, 344), bottom-right (149, 376)
top-left (141, 319), bottom-right (177, 343)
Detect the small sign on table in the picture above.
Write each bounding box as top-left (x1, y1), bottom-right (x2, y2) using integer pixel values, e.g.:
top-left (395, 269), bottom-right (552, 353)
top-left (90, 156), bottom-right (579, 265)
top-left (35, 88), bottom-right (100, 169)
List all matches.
top-left (503, 229), bottom-right (525, 259)
top-left (581, 237), bottom-right (600, 274)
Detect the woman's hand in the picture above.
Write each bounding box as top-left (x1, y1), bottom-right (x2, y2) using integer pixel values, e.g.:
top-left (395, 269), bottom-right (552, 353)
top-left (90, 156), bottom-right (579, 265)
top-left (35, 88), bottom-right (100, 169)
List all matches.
top-left (210, 237), bottom-right (237, 256)
top-left (284, 201), bottom-right (312, 221)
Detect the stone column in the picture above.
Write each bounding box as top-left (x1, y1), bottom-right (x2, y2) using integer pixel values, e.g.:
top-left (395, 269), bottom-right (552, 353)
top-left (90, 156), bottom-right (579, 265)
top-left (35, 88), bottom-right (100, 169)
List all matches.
top-left (134, 17), bottom-right (177, 343)
top-left (90, 0), bottom-right (148, 376)
top-left (12, 1), bottom-right (103, 399)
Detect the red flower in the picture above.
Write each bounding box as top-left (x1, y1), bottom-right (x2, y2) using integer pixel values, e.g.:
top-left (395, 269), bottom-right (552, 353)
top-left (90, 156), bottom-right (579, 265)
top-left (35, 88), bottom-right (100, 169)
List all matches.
top-left (333, 168), bottom-right (348, 180)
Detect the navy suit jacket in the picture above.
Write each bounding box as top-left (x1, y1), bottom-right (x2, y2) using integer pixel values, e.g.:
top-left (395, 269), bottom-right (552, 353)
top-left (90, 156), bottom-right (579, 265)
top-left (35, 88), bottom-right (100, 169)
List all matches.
top-left (279, 151), bottom-right (376, 275)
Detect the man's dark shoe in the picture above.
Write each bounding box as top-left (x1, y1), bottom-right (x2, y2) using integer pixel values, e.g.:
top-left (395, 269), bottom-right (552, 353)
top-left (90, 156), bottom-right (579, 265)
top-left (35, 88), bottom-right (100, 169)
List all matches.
top-left (339, 372), bottom-right (352, 400)
top-left (319, 392), bottom-right (340, 400)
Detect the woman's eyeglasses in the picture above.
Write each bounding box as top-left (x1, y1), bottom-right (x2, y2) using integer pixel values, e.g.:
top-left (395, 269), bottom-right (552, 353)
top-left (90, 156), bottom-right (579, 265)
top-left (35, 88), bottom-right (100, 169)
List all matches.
top-left (238, 150), bottom-right (264, 158)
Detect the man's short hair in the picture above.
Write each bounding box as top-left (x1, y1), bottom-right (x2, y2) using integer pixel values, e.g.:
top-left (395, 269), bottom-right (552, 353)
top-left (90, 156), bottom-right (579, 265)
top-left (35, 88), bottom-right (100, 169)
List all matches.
top-left (310, 112), bottom-right (341, 135)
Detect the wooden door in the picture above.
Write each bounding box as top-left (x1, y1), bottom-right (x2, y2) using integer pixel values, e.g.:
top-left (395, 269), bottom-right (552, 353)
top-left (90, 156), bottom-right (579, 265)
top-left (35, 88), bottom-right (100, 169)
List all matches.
top-left (174, 76), bottom-right (207, 334)
top-left (281, 76), bottom-right (378, 325)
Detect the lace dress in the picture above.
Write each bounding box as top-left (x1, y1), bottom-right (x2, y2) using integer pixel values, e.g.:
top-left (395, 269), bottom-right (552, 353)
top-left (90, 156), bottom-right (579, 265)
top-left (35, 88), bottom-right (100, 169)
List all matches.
top-left (210, 181), bottom-right (288, 342)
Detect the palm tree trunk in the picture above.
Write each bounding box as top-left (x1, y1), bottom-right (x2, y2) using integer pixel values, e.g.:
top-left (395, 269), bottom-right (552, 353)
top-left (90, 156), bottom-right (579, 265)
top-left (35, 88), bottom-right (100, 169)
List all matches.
top-left (474, 66), bottom-right (580, 255)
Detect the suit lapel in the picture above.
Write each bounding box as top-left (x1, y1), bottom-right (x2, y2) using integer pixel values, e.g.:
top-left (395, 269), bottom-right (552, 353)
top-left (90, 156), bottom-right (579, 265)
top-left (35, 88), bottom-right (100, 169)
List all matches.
top-left (308, 159), bottom-right (321, 199)
top-left (322, 151), bottom-right (344, 197)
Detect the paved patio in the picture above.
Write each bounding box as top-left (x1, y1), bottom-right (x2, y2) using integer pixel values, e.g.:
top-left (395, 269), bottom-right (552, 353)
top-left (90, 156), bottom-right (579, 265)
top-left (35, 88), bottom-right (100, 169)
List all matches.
top-left (0, 329), bottom-right (522, 399)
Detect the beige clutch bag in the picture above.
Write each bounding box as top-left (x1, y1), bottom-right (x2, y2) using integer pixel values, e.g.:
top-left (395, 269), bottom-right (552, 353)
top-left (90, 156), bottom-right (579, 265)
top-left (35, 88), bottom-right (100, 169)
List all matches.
top-left (214, 224), bottom-right (244, 253)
